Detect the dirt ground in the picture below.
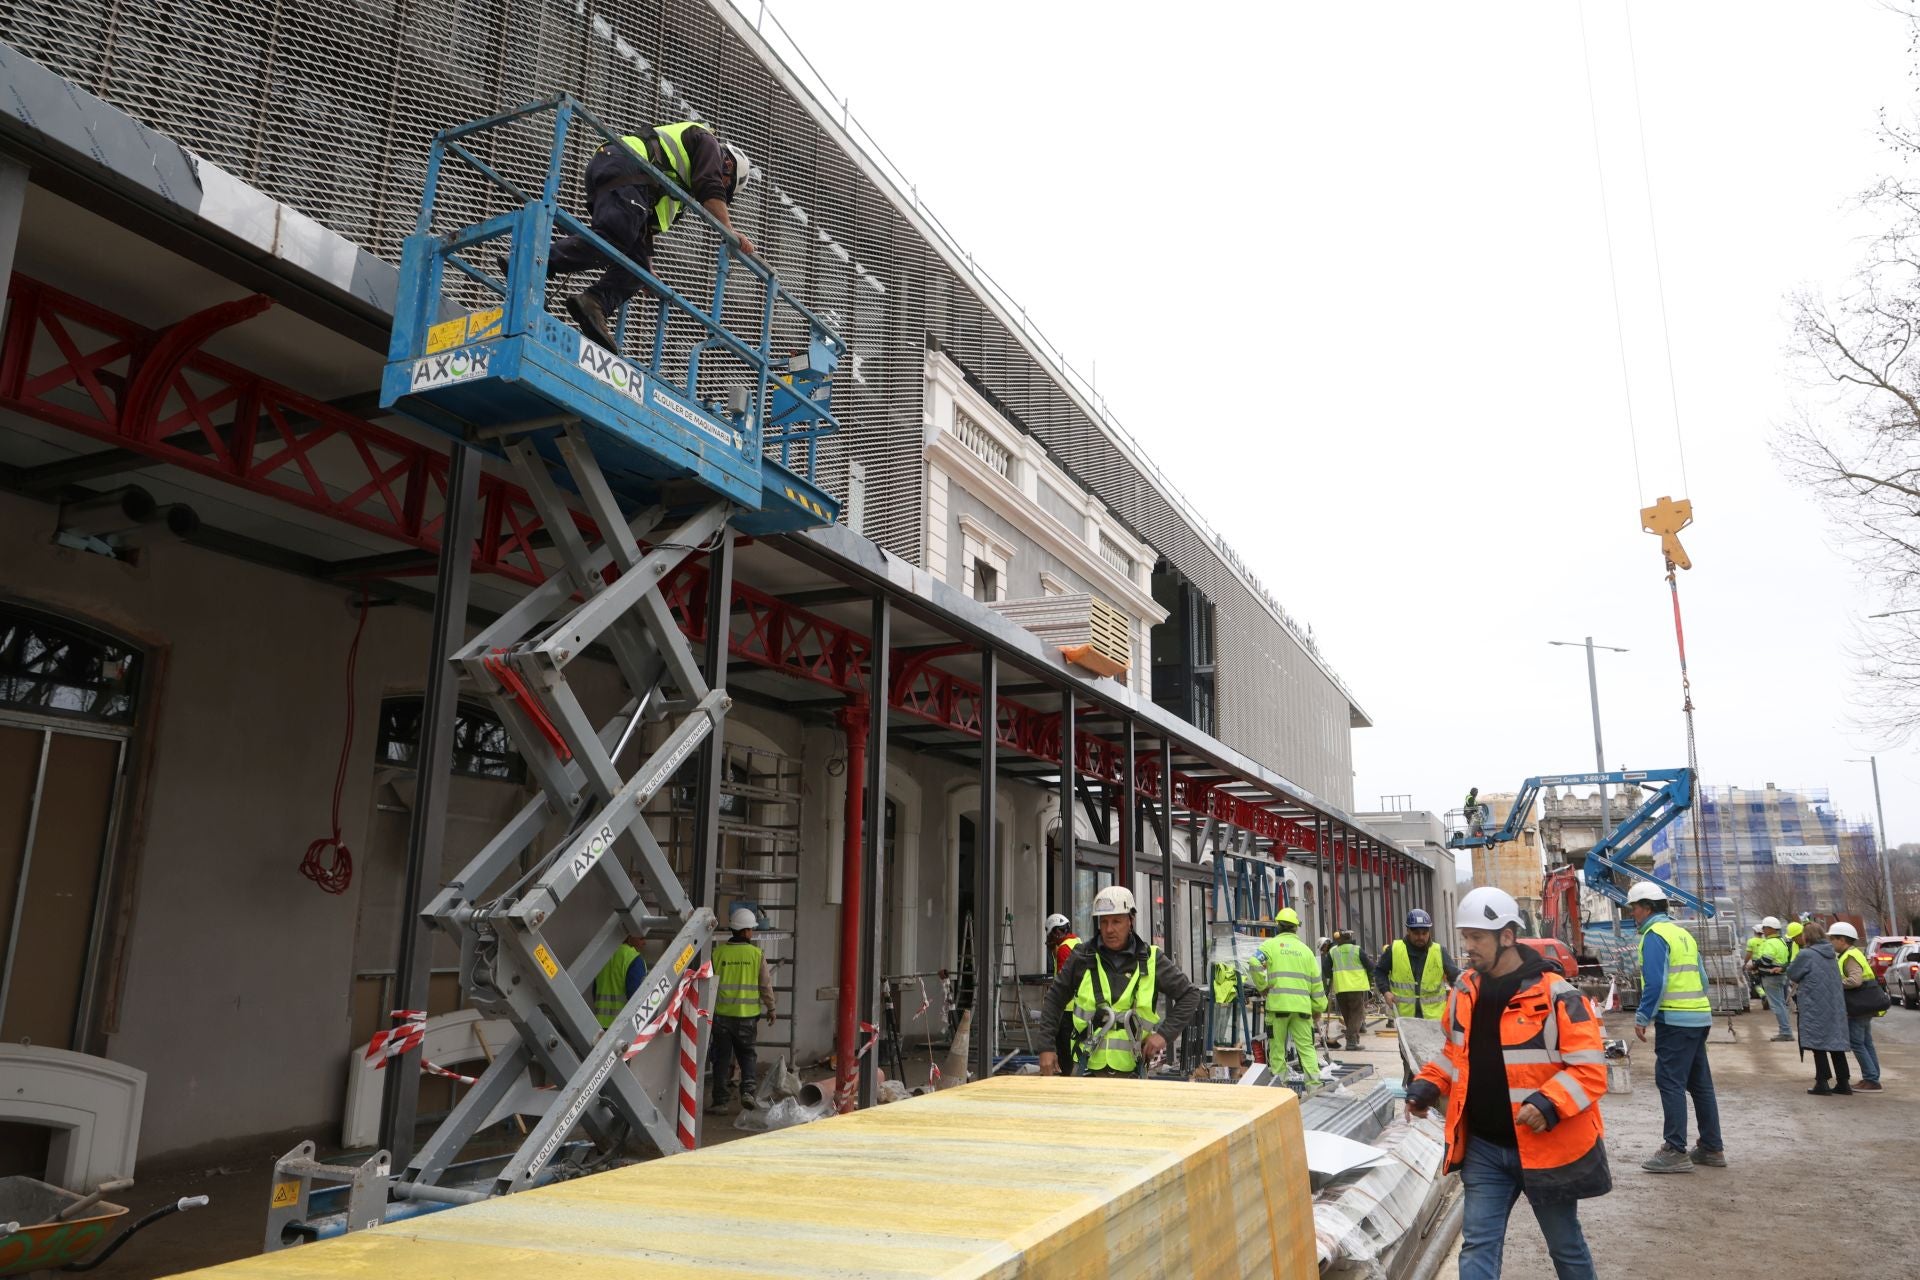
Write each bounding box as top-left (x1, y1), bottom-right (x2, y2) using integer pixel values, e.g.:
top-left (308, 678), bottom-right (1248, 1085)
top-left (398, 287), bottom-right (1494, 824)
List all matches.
top-left (1465, 1004), bottom-right (1920, 1274)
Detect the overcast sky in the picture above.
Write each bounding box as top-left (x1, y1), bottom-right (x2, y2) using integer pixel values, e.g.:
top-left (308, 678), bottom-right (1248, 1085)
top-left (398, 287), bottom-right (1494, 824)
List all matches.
top-left (748, 0), bottom-right (1920, 846)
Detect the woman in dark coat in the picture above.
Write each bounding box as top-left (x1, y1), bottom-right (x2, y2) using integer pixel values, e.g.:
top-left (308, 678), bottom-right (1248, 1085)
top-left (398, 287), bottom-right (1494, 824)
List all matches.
top-left (1786, 923), bottom-right (1852, 1095)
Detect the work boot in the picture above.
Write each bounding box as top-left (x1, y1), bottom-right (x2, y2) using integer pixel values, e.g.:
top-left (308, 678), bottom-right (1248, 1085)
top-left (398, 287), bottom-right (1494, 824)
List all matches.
top-left (705, 1095), bottom-right (731, 1115)
top-left (1808, 1084), bottom-right (1834, 1096)
top-left (1769, 1033), bottom-right (1793, 1042)
top-left (1853, 1080), bottom-right (1885, 1093)
top-left (1831, 1083), bottom-right (1856, 1095)
top-left (1641, 1146), bottom-right (1695, 1173)
top-left (1687, 1146), bottom-right (1728, 1167)
top-left (566, 292), bottom-right (618, 352)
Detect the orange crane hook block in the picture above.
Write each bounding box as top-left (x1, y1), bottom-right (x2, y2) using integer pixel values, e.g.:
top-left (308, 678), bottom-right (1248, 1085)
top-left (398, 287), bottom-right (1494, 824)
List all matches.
top-left (1640, 495), bottom-right (1693, 571)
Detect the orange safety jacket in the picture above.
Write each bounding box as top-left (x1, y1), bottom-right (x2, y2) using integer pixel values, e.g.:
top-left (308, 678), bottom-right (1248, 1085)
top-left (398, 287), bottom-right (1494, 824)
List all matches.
top-left (1413, 965), bottom-right (1612, 1200)
top-left (1054, 935), bottom-right (1082, 973)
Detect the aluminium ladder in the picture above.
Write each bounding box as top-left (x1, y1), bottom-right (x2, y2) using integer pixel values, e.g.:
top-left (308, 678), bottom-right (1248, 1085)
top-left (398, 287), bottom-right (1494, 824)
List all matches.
top-left (266, 94), bottom-right (845, 1247)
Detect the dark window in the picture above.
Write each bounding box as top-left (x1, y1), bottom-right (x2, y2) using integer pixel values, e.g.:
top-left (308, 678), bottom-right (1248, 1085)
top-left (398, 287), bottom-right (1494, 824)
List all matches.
top-left (0, 606), bottom-right (140, 725)
top-left (377, 697), bottom-right (526, 783)
top-left (973, 562), bottom-right (998, 603)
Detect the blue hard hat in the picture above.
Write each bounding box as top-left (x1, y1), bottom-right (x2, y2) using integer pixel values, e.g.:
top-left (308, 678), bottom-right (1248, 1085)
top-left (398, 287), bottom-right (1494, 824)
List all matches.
top-left (1406, 910), bottom-right (1434, 929)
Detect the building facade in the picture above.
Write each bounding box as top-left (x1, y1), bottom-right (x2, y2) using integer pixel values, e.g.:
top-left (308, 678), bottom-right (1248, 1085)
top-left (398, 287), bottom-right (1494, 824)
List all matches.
top-left (1649, 784), bottom-right (1881, 924)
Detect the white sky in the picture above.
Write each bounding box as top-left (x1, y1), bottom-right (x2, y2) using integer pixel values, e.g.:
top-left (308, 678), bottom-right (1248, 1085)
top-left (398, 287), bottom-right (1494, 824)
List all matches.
top-left (752, 0), bottom-right (1920, 845)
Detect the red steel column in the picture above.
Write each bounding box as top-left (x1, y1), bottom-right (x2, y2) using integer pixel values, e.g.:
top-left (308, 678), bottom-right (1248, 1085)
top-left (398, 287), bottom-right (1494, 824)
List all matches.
top-left (834, 696), bottom-right (870, 1113)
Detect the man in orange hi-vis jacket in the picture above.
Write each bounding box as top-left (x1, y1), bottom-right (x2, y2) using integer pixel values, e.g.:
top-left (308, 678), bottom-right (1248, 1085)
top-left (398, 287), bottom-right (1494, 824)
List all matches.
top-left (1406, 886), bottom-right (1611, 1280)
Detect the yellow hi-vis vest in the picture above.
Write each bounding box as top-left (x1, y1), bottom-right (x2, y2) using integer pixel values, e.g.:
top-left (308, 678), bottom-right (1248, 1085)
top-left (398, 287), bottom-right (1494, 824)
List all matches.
top-left (713, 939), bottom-right (764, 1019)
top-left (1640, 920), bottom-right (1710, 1014)
top-left (1251, 933), bottom-right (1324, 1015)
top-left (1330, 943), bottom-right (1369, 995)
top-left (618, 122), bottom-right (703, 233)
top-left (1068, 947), bottom-right (1161, 1074)
top-left (593, 944), bottom-right (642, 1028)
top-left (1389, 938), bottom-right (1448, 1017)
top-left (1212, 961), bottom-right (1238, 1004)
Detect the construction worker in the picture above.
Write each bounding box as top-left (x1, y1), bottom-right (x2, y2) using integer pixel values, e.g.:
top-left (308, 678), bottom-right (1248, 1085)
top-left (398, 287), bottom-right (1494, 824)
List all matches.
top-left (1463, 786), bottom-right (1484, 835)
top-left (1044, 913), bottom-right (1081, 973)
top-left (1325, 930), bottom-right (1370, 1050)
top-left (543, 122), bottom-right (758, 352)
top-left (707, 907), bottom-right (777, 1113)
top-left (591, 934), bottom-right (649, 1029)
top-left (1035, 886), bottom-right (1204, 1077)
top-left (1744, 924), bottom-right (1767, 1003)
top-left (1407, 886), bottom-right (1609, 1280)
top-left (1830, 921), bottom-right (1886, 1092)
top-left (1786, 919), bottom-right (1805, 962)
top-left (1248, 907), bottom-right (1327, 1086)
top-left (1753, 916), bottom-right (1794, 1041)
top-left (1375, 909), bottom-right (1459, 1020)
top-left (1627, 882), bottom-right (1723, 1173)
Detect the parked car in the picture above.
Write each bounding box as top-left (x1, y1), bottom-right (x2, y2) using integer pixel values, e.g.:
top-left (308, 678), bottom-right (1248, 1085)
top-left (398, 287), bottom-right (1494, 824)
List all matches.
top-left (1885, 942), bottom-right (1920, 1010)
top-left (1866, 934), bottom-right (1920, 982)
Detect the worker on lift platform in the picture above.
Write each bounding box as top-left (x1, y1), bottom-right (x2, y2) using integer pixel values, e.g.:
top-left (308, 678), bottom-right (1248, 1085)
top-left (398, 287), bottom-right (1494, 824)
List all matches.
top-left (1035, 887), bottom-right (1204, 1078)
top-left (542, 121), bottom-right (758, 352)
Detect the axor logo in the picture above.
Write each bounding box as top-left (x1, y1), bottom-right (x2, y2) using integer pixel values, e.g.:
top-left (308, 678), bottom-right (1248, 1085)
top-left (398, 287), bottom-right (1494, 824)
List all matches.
top-left (577, 342), bottom-right (646, 404)
top-left (569, 824), bottom-right (619, 882)
top-left (410, 346), bottom-right (491, 390)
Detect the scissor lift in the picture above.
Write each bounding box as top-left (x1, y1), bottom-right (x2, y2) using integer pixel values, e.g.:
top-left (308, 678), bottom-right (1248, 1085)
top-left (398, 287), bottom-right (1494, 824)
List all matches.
top-left (267, 95), bottom-right (844, 1245)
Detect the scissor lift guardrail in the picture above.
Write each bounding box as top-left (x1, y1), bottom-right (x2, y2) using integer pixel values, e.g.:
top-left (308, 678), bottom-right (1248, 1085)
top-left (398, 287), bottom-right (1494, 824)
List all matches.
top-left (266, 94), bottom-right (844, 1247)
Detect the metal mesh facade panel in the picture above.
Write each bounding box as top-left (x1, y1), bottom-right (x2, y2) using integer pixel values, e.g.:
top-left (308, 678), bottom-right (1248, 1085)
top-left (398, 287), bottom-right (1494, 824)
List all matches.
top-left (0, 0), bottom-right (1357, 803)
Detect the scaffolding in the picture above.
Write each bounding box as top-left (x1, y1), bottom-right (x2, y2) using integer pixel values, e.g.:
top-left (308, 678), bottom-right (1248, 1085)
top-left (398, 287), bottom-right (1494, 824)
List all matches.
top-left (1650, 785), bottom-right (1880, 923)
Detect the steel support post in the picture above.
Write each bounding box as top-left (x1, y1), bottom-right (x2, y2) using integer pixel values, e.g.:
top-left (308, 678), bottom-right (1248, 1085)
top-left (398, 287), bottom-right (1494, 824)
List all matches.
top-left (833, 696), bottom-right (869, 1114)
top-left (0, 155), bottom-right (25, 332)
top-left (971, 647), bottom-right (999, 1082)
top-left (689, 530), bottom-right (736, 915)
top-left (1158, 736), bottom-right (1175, 959)
top-left (857, 597), bottom-right (891, 1108)
top-left (1057, 692), bottom-right (1075, 922)
top-left (378, 441), bottom-right (480, 1167)
top-left (1120, 718), bottom-right (1137, 885)
top-left (1313, 820), bottom-right (1329, 945)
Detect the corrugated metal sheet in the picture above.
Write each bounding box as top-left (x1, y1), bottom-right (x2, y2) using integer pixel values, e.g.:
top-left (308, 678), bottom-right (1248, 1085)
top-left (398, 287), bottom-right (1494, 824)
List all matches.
top-left (0, 0), bottom-right (1358, 803)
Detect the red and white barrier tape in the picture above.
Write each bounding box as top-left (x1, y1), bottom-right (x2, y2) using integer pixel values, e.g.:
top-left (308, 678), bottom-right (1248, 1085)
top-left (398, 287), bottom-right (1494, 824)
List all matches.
top-left (621, 961), bottom-right (712, 1062)
top-left (366, 1010), bottom-right (476, 1085)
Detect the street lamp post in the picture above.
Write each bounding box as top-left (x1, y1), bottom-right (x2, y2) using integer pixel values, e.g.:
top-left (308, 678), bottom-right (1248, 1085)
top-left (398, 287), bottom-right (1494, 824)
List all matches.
top-left (1548, 638), bottom-right (1629, 837)
top-left (1847, 756), bottom-right (1899, 934)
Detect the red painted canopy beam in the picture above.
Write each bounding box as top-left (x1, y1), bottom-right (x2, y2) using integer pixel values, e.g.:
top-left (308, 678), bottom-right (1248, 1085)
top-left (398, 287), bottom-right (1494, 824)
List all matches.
top-left (1, 273), bottom-right (1329, 856)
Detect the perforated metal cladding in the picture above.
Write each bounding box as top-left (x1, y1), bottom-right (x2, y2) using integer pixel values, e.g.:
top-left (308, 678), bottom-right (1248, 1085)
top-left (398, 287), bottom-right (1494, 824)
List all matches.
top-left (0, 0), bottom-right (1356, 802)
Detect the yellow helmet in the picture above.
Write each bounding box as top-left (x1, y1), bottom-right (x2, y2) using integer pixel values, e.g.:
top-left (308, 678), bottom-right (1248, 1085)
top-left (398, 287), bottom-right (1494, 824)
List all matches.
top-left (1275, 907), bottom-right (1300, 927)
top-left (1786, 921), bottom-right (1804, 939)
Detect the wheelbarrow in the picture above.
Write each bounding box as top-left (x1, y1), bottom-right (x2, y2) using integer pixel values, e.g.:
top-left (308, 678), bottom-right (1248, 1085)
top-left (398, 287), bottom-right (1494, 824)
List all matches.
top-left (0, 1176), bottom-right (207, 1276)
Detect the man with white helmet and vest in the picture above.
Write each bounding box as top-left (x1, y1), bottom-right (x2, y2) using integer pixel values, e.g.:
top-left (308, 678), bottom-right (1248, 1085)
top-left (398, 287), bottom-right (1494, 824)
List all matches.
top-left (1248, 906), bottom-right (1328, 1086)
top-left (1627, 881), bottom-right (1724, 1172)
top-left (707, 907), bottom-right (777, 1113)
top-left (1375, 908), bottom-right (1460, 1022)
top-left (1407, 886), bottom-right (1609, 1279)
top-left (1035, 885), bottom-right (1204, 1077)
top-left (591, 933), bottom-right (649, 1030)
top-left (1752, 916), bottom-right (1794, 1041)
top-left (542, 121), bottom-right (759, 352)
top-left (1325, 930), bottom-right (1370, 1050)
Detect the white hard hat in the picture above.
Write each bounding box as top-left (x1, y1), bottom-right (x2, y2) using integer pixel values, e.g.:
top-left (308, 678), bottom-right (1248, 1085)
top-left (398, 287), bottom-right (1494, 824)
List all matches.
top-left (724, 142), bottom-right (756, 197)
top-left (1625, 881), bottom-right (1669, 906)
top-left (729, 907), bottom-right (757, 931)
top-left (1044, 913), bottom-right (1071, 932)
top-left (1456, 886), bottom-right (1523, 932)
top-left (1091, 885), bottom-right (1136, 917)
top-left (1761, 916), bottom-right (1783, 930)
top-left (1828, 920), bottom-right (1859, 941)
top-left (1752, 924), bottom-right (1764, 934)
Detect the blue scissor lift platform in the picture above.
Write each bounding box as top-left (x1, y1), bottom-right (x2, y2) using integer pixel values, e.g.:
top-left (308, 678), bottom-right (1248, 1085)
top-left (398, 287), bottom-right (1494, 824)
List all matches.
top-left (267, 97), bottom-right (853, 1246)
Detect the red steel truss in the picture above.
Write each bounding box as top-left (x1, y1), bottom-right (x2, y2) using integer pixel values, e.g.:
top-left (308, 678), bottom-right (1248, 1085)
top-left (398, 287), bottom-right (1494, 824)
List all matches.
top-left (1, 275), bottom-right (1372, 862)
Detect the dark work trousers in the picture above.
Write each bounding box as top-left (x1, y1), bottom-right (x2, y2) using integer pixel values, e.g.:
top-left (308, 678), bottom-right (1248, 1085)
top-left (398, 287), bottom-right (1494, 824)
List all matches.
top-left (707, 1014), bottom-right (760, 1104)
top-left (1335, 991), bottom-right (1368, 1048)
top-left (548, 146), bottom-right (659, 313)
top-left (1812, 1048), bottom-right (1851, 1091)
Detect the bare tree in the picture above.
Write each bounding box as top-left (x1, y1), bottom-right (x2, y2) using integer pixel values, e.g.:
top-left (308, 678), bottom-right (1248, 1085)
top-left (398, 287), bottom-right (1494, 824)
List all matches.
top-left (1746, 864), bottom-right (1801, 925)
top-left (1781, 17), bottom-right (1920, 735)
top-left (1841, 847), bottom-right (1895, 931)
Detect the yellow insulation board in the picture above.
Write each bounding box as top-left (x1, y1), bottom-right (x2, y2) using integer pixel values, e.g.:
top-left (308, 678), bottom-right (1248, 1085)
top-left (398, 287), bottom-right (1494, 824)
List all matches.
top-left (174, 1076), bottom-right (1315, 1279)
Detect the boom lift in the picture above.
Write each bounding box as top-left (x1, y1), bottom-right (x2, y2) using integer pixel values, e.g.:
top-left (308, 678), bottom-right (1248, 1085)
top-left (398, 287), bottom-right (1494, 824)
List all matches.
top-left (266, 95), bottom-right (845, 1246)
top-left (1449, 769), bottom-right (1716, 919)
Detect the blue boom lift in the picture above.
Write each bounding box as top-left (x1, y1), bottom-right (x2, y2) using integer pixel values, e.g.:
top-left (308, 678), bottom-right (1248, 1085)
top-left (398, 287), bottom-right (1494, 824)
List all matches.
top-left (1450, 768), bottom-right (1716, 918)
top-left (268, 95), bottom-right (848, 1246)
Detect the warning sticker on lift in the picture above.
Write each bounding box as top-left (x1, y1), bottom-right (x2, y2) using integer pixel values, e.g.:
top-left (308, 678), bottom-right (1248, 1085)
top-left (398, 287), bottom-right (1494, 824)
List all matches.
top-left (533, 945), bottom-right (560, 980)
top-left (426, 307), bottom-right (505, 355)
top-left (409, 345), bottom-right (492, 391)
top-left (673, 943), bottom-right (695, 975)
top-left (270, 1180), bottom-right (300, 1209)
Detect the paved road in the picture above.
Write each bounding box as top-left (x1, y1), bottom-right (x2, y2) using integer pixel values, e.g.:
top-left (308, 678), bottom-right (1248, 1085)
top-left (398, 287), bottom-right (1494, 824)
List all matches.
top-left (1480, 1003), bottom-right (1920, 1274)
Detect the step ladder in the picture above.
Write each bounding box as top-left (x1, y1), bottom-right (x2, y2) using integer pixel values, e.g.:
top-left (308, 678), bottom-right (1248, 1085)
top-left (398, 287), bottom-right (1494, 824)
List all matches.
top-left (266, 94), bottom-right (845, 1247)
